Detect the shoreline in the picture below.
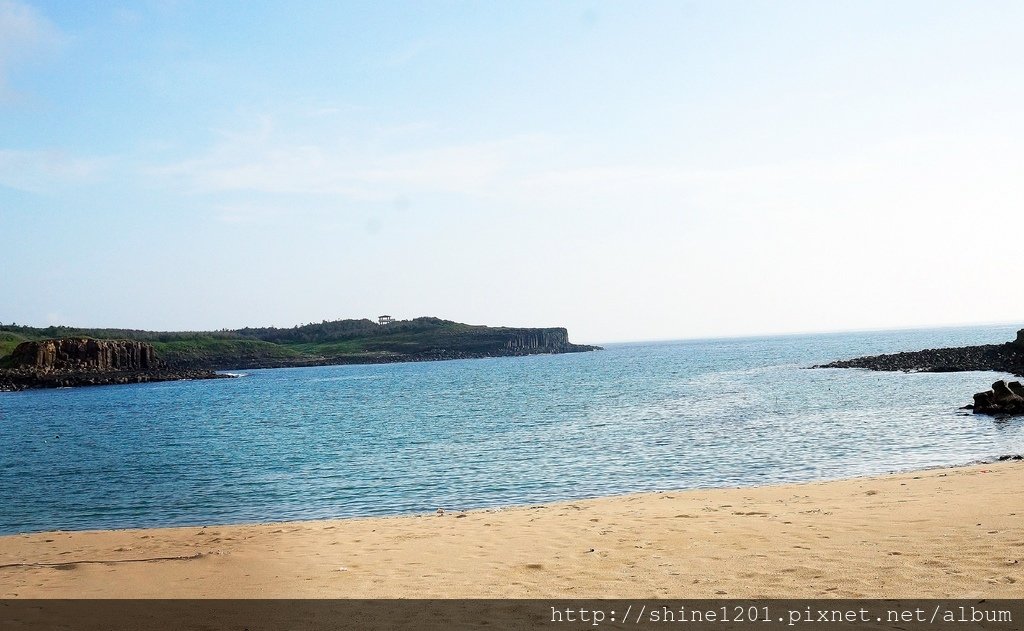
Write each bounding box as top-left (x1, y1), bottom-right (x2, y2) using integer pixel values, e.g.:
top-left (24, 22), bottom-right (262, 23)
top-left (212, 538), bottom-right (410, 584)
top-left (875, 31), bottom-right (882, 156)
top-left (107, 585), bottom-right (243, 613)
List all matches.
top-left (2, 460), bottom-right (1021, 598)
top-left (0, 347), bottom-right (601, 393)
top-left (2, 454), bottom-right (1019, 538)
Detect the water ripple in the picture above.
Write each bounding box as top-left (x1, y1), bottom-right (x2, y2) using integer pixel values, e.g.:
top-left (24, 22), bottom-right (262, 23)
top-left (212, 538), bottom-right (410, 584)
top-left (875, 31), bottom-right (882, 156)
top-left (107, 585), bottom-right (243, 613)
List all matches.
top-left (0, 325), bottom-right (1022, 534)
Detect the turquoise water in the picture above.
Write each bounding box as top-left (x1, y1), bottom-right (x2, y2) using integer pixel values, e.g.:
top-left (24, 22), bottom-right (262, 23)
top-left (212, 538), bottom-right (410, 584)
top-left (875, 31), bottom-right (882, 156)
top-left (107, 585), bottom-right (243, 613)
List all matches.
top-left (1, 325), bottom-right (1022, 535)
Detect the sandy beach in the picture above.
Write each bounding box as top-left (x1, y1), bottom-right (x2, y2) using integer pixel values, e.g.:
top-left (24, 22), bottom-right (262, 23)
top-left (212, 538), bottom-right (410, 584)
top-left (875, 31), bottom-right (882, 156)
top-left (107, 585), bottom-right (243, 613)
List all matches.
top-left (1, 461), bottom-right (1021, 598)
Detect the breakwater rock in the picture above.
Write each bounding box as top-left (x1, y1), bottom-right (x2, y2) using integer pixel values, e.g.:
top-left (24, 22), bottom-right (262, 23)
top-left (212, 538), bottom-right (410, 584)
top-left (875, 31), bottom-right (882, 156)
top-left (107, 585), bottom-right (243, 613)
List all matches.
top-left (817, 329), bottom-right (1024, 418)
top-left (816, 339), bottom-right (1024, 377)
top-left (968, 380), bottom-right (1024, 417)
top-left (0, 338), bottom-right (225, 392)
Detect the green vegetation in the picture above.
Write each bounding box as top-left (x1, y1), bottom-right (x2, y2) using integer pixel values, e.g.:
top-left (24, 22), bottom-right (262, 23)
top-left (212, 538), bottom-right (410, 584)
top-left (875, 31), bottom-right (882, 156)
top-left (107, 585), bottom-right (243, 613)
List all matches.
top-left (0, 332), bottom-right (28, 364)
top-left (150, 339), bottom-right (306, 368)
top-left (0, 317), bottom-right (596, 370)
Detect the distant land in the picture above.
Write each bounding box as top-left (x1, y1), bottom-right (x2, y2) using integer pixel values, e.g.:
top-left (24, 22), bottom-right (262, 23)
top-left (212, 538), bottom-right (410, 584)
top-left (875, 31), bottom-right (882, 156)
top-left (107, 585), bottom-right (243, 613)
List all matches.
top-left (818, 327), bottom-right (1024, 417)
top-left (0, 317), bottom-right (600, 391)
top-left (817, 327), bottom-right (1024, 376)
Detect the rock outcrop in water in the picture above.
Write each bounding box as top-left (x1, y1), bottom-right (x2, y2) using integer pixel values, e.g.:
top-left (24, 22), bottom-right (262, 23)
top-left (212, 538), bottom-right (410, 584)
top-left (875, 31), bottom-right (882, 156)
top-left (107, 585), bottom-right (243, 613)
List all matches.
top-left (816, 330), bottom-right (1024, 377)
top-left (817, 329), bottom-right (1024, 418)
top-left (0, 338), bottom-right (225, 392)
top-left (969, 380), bottom-right (1024, 417)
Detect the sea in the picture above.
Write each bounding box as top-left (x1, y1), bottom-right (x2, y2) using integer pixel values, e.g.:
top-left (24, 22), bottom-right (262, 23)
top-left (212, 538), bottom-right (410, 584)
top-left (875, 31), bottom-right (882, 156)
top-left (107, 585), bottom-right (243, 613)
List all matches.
top-left (1, 325), bottom-right (1022, 535)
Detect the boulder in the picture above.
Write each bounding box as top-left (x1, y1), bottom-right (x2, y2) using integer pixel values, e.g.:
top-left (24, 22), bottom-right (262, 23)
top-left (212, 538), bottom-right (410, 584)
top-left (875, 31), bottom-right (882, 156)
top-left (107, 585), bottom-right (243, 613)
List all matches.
top-left (1016, 329), bottom-right (1024, 349)
top-left (971, 380), bottom-right (1024, 416)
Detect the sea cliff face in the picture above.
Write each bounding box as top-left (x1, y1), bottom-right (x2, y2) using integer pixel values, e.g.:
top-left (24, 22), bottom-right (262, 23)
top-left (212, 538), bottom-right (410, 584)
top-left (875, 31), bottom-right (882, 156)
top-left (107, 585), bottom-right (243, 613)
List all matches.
top-left (503, 328), bottom-right (574, 352)
top-left (10, 338), bottom-right (161, 371)
top-left (0, 317), bottom-right (601, 378)
top-left (0, 338), bottom-right (223, 392)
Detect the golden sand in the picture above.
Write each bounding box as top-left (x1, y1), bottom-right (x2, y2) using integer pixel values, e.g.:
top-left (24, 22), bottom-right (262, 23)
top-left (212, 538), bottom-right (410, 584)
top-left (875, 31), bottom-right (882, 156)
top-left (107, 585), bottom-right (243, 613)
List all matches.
top-left (1, 461), bottom-right (1021, 598)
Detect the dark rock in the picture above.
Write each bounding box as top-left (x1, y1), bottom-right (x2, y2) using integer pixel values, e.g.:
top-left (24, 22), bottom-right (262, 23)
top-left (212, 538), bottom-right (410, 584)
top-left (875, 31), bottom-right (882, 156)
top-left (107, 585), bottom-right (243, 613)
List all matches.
top-left (817, 329), bottom-right (1024, 420)
top-left (1010, 381), bottom-right (1024, 398)
top-left (997, 454), bottom-right (1024, 461)
top-left (0, 366), bottom-right (227, 392)
top-left (10, 338), bottom-right (161, 371)
top-left (815, 328), bottom-right (1024, 377)
top-left (971, 380), bottom-right (1024, 417)
top-left (0, 338), bottom-right (225, 392)
top-left (816, 344), bottom-right (1024, 376)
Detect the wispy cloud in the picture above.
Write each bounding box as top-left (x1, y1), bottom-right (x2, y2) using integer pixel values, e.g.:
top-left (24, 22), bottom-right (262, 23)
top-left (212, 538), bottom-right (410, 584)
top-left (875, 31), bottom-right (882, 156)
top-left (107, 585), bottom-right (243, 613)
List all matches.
top-left (504, 132), bottom-right (1024, 226)
top-left (0, 0), bottom-right (62, 102)
top-left (147, 109), bottom-right (1024, 244)
top-left (151, 117), bottom-right (555, 203)
top-left (0, 148), bottom-right (107, 193)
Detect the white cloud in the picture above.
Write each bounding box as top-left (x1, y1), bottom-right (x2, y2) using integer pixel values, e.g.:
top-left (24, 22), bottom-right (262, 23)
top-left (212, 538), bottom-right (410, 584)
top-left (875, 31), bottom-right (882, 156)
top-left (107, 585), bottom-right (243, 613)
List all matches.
top-left (502, 131), bottom-right (1024, 229)
top-left (152, 118), bottom-right (554, 202)
top-left (148, 110), bottom-right (1024, 263)
top-left (0, 0), bottom-right (61, 101)
top-left (0, 149), bottom-right (106, 192)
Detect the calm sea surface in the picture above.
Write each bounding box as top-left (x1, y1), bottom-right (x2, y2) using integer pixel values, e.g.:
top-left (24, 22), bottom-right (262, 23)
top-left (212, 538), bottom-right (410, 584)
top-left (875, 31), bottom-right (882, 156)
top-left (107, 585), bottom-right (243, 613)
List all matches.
top-left (1, 325), bottom-right (1022, 535)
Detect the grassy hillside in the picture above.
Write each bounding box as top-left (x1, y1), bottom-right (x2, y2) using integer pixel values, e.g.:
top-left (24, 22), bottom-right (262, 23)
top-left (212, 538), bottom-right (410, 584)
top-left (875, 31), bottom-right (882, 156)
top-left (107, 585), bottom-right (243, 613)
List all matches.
top-left (0, 331), bottom-right (28, 359)
top-left (0, 317), bottom-right (598, 370)
top-left (150, 339), bottom-right (306, 369)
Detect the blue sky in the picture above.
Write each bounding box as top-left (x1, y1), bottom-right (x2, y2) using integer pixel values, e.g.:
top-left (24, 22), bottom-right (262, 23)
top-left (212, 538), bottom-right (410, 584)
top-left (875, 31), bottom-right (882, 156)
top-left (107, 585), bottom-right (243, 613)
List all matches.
top-left (2, 1), bottom-right (1022, 343)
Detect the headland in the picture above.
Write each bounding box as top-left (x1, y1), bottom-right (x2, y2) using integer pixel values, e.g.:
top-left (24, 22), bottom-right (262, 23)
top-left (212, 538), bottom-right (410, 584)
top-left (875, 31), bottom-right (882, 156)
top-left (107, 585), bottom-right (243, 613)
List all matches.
top-left (0, 317), bottom-right (600, 391)
top-left (0, 338), bottom-right (224, 391)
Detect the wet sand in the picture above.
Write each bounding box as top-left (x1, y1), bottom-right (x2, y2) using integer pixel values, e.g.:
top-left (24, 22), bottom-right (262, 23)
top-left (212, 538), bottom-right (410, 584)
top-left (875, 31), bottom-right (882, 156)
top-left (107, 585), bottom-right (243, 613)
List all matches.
top-left (1, 461), bottom-right (1021, 598)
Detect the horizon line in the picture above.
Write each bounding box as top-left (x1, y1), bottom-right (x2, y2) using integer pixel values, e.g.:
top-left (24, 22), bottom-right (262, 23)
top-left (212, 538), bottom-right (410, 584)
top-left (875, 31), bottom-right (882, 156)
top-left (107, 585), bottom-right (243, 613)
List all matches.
top-left (1, 317), bottom-right (1020, 348)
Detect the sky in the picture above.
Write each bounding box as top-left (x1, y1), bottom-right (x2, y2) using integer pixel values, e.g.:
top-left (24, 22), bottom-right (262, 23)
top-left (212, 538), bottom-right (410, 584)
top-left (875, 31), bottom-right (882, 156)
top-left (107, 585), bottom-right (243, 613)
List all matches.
top-left (1, 0), bottom-right (1022, 344)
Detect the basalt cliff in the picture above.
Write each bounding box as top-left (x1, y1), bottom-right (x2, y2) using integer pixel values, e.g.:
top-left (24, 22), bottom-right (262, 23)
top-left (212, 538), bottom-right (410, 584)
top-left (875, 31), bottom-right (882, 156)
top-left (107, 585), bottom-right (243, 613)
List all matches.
top-left (11, 338), bottom-right (162, 371)
top-left (0, 317), bottom-right (600, 389)
top-left (0, 338), bottom-right (223, 392)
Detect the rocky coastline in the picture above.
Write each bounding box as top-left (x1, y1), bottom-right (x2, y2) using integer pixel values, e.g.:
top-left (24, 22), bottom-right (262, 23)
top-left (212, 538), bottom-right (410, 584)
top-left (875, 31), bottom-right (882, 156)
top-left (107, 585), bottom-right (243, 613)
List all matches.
top-left (0, 320), bottom-right (601, 391)
top-left (817, 328), bottom-right (1024, 417)
top-left (966, 380), bottom-right (1024, 417)
top-left (815, 341), bottom-right (1024, 376)
top-left (0, 338), bottom-right (225, 392)
top-left (0, 367), bottom-right (226, 392)
top-left (163, 346), bottom-right (598, 371)
top-left (1, 317), bottom-right (600, 378)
